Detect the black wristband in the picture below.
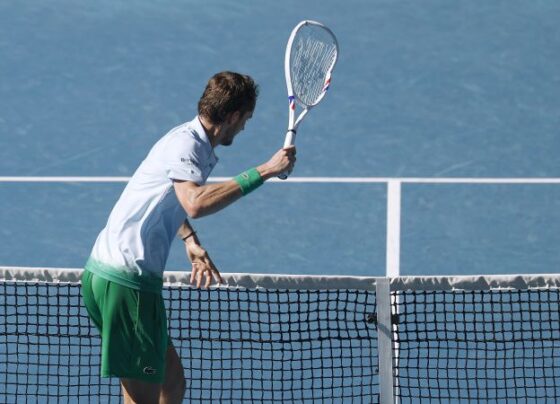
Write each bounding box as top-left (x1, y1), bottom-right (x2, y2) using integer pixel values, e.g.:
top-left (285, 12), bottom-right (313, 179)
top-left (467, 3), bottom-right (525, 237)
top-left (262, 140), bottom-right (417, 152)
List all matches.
top-left (181, 231), bottom-right (196, 241)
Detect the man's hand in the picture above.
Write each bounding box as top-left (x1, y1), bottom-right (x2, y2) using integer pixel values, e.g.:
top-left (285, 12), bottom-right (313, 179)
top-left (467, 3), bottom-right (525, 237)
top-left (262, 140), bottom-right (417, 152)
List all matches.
top-left (185, 240), bottom-right (223, 288)
top-left (257, 146), bottom-right (296, 180)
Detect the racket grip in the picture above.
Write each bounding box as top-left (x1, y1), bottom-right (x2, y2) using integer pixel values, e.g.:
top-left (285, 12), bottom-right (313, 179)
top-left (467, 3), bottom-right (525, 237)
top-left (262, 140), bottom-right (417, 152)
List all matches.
top-left (283, 129), bottom-right (296, 148)
top-left (278, 130), bottom-right (296, 180)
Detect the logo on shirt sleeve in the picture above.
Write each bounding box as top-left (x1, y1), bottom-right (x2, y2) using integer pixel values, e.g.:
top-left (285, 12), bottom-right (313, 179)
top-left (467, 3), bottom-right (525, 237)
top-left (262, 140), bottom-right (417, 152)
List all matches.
top-left (180, 157), bottom-right (201, 176)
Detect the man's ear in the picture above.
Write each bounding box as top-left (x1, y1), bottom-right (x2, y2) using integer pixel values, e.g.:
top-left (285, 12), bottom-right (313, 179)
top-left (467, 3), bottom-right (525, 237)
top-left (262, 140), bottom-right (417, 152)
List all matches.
top-left (226, 111), bottom-right (241, 124)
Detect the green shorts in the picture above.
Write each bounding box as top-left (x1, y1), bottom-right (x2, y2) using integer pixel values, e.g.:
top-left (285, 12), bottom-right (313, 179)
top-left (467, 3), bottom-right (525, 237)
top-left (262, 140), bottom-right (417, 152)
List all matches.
top-left (80, 269), bottom-right (168, 383)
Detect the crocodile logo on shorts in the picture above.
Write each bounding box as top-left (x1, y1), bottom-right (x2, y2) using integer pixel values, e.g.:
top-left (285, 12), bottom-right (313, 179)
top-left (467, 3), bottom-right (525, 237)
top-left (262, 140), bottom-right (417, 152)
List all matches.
top-left (143, 366), bottom-right (157, 375)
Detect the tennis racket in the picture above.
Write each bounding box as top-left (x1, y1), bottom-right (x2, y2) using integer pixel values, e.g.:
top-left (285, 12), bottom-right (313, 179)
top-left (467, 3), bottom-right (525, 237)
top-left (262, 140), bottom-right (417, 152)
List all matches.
top-left (278, 20), bottom-right (339, 179)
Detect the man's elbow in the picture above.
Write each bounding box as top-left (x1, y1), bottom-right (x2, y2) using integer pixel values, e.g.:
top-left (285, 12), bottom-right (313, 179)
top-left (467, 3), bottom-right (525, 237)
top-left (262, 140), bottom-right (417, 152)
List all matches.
top-left (184, 202), bottom-right (203, 219)
top-left (175, 184), bottom-right (204, 218)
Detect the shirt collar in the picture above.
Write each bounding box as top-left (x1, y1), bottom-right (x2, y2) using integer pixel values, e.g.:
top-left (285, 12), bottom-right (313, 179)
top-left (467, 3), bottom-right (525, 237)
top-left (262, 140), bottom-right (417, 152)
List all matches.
top-left (192, 115), bottom-right (218, 163)
top-left (192, 115), bottom-right (212, 148)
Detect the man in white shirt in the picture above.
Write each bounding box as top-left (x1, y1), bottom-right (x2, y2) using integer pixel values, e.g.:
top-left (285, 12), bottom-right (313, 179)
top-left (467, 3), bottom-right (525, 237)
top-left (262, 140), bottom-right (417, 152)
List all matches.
top-left (81, 71), bottom-right (296, 403)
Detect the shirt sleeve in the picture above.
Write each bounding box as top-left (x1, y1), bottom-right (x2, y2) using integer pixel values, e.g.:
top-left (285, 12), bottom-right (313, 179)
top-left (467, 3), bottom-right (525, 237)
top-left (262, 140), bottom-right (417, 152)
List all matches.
top-left (163, 132), bottom-right (207, 185)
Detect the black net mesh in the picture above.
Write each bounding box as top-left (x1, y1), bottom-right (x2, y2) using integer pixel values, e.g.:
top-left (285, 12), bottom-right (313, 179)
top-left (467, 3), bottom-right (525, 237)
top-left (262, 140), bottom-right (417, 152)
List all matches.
top-left (3, 273), bottom-right (560, 403)
top-left (393, 288), bottom-right (560, 402)
top-left (0, 279), bottom-right (378, 403)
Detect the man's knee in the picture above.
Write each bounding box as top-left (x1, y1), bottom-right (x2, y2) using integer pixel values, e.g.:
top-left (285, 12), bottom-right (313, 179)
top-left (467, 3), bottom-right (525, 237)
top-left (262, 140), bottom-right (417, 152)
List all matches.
top-left (121, 378), bottom-right (160, 404)
top-left (161, 344), bottom-right (186, 400)
top-left (163, 366), bottom-right (185, 394)
top-left (162, 373), bottom-right (186, 399)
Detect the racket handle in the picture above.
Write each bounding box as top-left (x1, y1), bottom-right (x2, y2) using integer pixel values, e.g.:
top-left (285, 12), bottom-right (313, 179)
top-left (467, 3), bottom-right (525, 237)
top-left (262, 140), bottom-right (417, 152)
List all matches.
top-left (278, 130), bottom-right (296, 180)
top-left (283, 129), bottom-right (296, 148)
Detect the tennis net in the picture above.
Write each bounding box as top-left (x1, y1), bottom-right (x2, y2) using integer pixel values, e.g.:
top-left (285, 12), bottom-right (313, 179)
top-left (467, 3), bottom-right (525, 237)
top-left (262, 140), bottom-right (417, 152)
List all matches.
top-left (391, 275), bottom-right (560, 402)
top-left (0, 268), bottom-right (378, 403)
top-left (1, 268), bottom-right (559, 403)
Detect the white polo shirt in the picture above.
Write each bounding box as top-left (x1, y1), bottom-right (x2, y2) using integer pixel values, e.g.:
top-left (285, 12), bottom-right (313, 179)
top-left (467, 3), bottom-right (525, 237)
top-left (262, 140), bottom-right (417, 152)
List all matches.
top-left (85, 116), bottom-right (218, 292)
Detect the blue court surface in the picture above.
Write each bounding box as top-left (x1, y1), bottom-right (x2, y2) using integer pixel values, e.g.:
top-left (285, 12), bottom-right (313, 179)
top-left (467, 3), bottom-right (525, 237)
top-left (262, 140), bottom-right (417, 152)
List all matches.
top-left (1, 0), bottom-right (559, 277)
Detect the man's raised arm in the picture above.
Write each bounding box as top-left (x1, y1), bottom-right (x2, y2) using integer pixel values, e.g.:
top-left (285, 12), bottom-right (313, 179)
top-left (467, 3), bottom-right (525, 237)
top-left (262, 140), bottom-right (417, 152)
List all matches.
top-left (173, 146), bottom-right (296, 218)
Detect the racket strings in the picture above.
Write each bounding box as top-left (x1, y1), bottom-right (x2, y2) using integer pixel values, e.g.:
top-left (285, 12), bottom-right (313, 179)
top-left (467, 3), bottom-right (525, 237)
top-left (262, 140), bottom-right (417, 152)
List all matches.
top-left (290, 28), bottom-right (337, 107)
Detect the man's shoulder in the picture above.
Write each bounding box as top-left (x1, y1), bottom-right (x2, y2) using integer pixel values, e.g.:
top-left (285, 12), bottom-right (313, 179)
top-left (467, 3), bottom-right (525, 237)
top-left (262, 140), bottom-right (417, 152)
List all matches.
top-left (146, 117), bottom-right (213, 169)
top-left (165, 118), bottom-right (206, 142)
top-left (137, 117), bottom-right (216, 185)
top-left (161, 118), bottom-right (207, 149)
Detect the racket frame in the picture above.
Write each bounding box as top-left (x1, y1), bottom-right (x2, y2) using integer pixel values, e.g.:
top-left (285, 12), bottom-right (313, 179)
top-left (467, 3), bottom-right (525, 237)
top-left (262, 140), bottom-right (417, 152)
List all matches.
top-left (283, 20), bottom-right (338, 148)
top-left (279, 20), bottom-right (338, 179)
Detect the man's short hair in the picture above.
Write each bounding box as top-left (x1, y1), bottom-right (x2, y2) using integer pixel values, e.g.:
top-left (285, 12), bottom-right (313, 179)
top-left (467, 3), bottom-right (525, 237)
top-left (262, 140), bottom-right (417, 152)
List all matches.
top-left (198, 72), bottom-right (259, 124)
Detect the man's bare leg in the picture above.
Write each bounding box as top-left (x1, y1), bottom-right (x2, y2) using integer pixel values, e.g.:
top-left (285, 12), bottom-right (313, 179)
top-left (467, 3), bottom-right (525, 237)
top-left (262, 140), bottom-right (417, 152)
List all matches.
top-left (159, 344), bottom-right (186, 403)
top-left (121, 344), bottom-right (186, 404)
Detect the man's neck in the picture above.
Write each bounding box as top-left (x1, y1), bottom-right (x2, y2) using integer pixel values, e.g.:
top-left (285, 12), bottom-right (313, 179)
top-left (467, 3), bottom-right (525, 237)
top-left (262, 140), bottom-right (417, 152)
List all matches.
top-left (198, 115), bottom-right (221, 148)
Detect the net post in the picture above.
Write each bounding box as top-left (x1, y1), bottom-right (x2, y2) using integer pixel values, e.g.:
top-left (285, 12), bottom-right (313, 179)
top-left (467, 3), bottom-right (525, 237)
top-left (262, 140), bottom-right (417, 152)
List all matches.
top-left (385, 180), bottom-right (401, 403)
top-left (376, 277), bottom-right (395, 404)
top-left (386, 180), bottom-right (401, 278)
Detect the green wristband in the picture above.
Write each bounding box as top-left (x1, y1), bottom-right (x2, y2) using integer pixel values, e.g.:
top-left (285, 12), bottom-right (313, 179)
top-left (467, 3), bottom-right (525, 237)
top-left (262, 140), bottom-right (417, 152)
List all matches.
top-left (234, 168), bottom-right (264, 195)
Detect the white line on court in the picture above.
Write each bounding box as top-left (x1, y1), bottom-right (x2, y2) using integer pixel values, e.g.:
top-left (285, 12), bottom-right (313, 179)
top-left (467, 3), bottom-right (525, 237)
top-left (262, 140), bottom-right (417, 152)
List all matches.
top-left (1, 176), bottom-right (560, 184)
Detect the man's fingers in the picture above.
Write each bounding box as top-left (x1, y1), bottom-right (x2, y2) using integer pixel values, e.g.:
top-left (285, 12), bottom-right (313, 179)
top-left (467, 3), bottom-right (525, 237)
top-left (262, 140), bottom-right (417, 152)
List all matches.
top-left (212, 269), bottom-right (224, 285)
top-left (285, 148), bottom-right (296, 170)
top-left (196, 270), bottom-right (204, 288)
top-left (190, 260), bottom-right (222, 289)
top-left (284, 148), bottom-right (296, 159)
top-left (190, 262), bottom-right (198, 284)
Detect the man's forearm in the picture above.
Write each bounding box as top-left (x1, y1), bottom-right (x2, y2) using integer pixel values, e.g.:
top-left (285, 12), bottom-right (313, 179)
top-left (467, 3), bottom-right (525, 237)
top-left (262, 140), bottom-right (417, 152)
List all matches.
top-left (174, 162), bottom-right (282, 219)
top-left (179, 180), bottom-right (244, 218)
top-left (177, 219), bottom-right (196, 240)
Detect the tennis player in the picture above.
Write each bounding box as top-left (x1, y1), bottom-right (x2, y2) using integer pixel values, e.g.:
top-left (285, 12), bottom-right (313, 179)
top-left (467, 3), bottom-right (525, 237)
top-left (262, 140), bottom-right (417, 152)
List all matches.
top-left (80, 71), bottom-right (296, 403)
